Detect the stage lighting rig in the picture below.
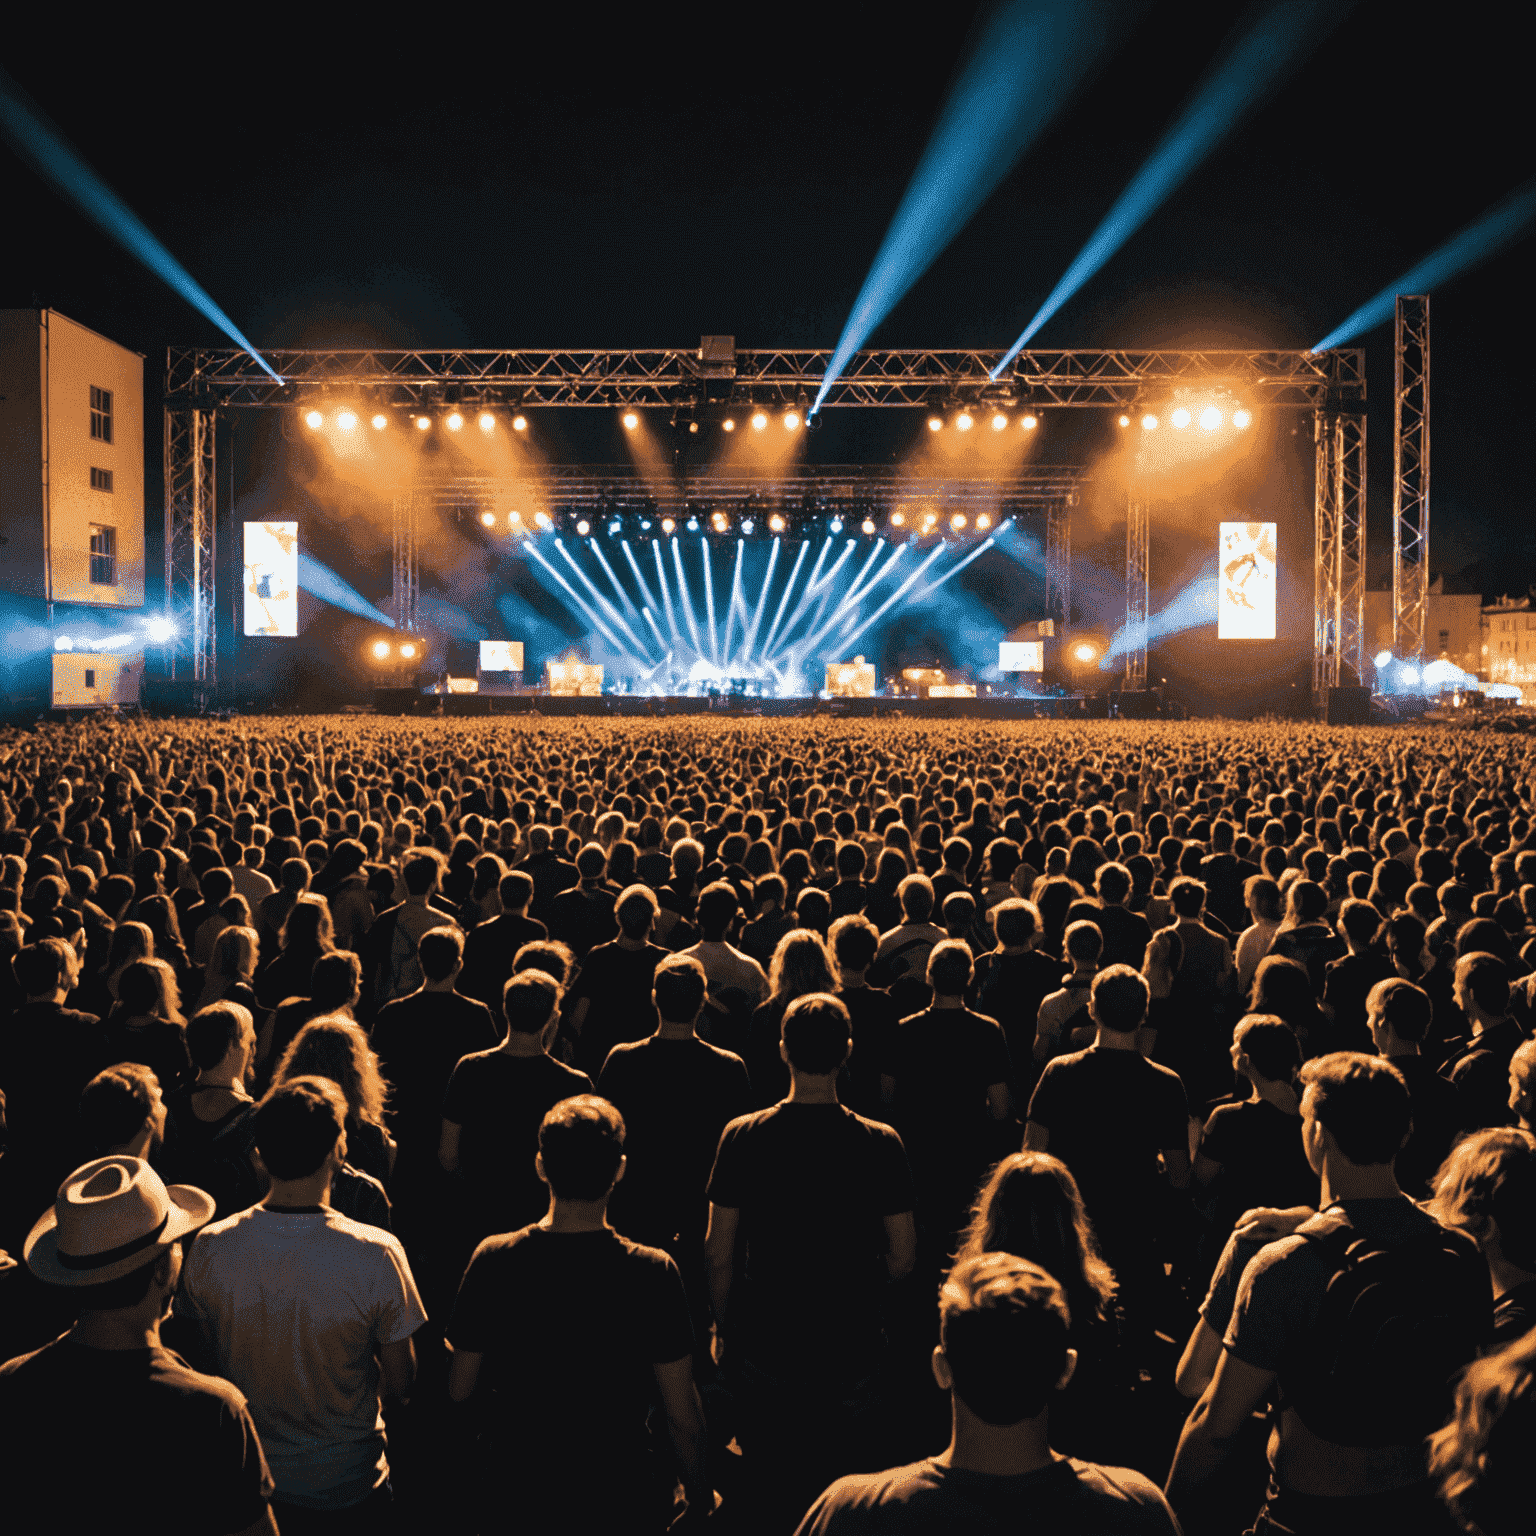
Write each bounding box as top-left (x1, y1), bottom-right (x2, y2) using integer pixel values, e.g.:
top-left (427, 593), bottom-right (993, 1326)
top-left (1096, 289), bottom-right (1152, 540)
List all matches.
top-left (305, 409), bottom-right (323, 430)
top-left (722, 417), bottom-right (737, 432)
top-left (1021, 414), bottom-right (1038, 431)
top-left (751, 411), bottom-right (768, 432)
top-left (372, 413), bottom-right (388, 430)
top-left (415, 416), bottom-right (431, 431)
top-left (927, 415), bottom-right (943, 432)
top-left (622, 411), bottom-right (640, 431)
top-left (336, 410), bottom-right (358, 431)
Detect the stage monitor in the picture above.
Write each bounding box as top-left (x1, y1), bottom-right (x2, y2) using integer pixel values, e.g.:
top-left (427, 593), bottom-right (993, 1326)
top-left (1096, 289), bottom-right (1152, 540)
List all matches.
top-left (826, 659), bottom-right (876, 698)
top-left (998, 641), bottom-right (1044, 672)
top-left (1218, 522), bottom-right (1277, 640)
top-left (244, 522), bottom-right (298, 636)
top-left (479, 640), bottom-right (524, 672)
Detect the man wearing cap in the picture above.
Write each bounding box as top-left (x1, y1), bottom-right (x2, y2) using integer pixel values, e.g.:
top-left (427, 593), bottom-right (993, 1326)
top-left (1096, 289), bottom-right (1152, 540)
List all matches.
top-left (0, 1155), bottom-right (277, 1535)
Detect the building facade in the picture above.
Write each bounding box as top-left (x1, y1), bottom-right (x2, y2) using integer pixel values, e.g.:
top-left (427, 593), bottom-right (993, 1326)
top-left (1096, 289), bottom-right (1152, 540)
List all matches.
top-left (1482, 593), bottom-right (1536, 703)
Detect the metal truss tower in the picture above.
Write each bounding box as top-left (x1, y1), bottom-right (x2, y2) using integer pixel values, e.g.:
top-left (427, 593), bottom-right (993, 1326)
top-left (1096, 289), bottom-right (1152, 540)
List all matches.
top-left (1045, 500), bottom-right (1071, 628)
top-left (1393, 296), bottom-right (1430, 659)
top-left (163, 407), bottom-right (216, 694)
top-left (391, 495), bottom-right (420, 637)
top-left (1125, 499), bottom-right (1149, 691)
top-left (1312, 410), bottom-right (1367, 694)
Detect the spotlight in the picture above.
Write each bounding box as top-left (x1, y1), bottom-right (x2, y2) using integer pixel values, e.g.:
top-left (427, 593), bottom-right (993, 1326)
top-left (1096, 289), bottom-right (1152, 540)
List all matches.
top-left (956, 411), bottom-right (974, 431)
top-left (1171, 407), bottom-right (1191, 429)
top-left (336, 410), bottom-right (358, 431)
top-left (372, 414), bottom-right (388, 431)
top-left (783, 411), bottom-right (801, 431)
top-left (662, 518), bottom-right (677, 534)
top-left (742, 517), bottom-right (755, 534)
top-left (576, 519), bottom-right (591, 536)
top-left (1141, 413), bottom-right (1159, 431)
top-left (534, 512), bottom-right (551, 529)
top-left (1199, 406), bottom-right (1222, 430)
top-left (712, 512), bottom-right (728, 532)
top-left (689, 421), bottom-right (699, 434)
top-left (752, 412), bottom-right (768, 431)
top-left (416, 416), bottom-right (431, 431)
top-left (1232, 409), bottom-right (1251, 429)
top-left (608, 520), bottom-right (622, 536)
top-left (922, 510), bottom-right (938, 528)
top-left (479, 412), bottom-right (496, 433)
top-left (622, 411), bottom-right (639, 431)
top-left (1021, 414), bottom-right (1038, 430)
top-left (861, 518), bottom-right (876, 535)
top-left (510, 511), bottom-right (523, 526)
top-left (399, 642), bottom-right (419, 661)
top-left (640, 519), bottom-right (652, 530)
top-left (976, 514), bottom-right (992, 531)
top-left (722, 418), bottom-right (736, 432)
top-left (891, 511), bottom-right (906, 528)
top-left (145, 616), bottom-right (175, 643)
top-left (829, 517), bottom-right (843, 534)
top-left (512, 415), bottom-right (528, 432)
top-left (1073, 642), bottom-right (1098, 663)
top-left (371, 639), bottom-right (391, 661)
top-left (686, 516), bottom-right (700, 532)
top-left (1118, 414), bottom-right (1131, 428)
top-left (951, 513), bottom-right (967, 531)
top-left (991, 413), bottom-right (1008, 431)
top-left (447, 413), bottom-right (464, 431)
top-left (480, 511), bottom-right (496, 527)
top-left (927, 416), bottom-right (943, 432)
top-left (1400, 664), bottom-right (1420, 685)
top-left (304, 410), bottom-right (323, 430)
top-left (1374, 649), bottom-right (1393, 668)
top-left (54, 635), bottom-right (73, 651)
top-left (768, 514), bottom-right (785, 532)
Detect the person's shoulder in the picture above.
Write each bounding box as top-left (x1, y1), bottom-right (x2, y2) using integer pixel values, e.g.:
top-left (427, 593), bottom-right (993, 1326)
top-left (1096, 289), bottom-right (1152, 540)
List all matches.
top-left (1063, 1458), bottom-right (1180, 1526)
top-left (318, 1206), bottom-right (411, 1260)
top-left (801, 1457), bottom-right (943, 1526)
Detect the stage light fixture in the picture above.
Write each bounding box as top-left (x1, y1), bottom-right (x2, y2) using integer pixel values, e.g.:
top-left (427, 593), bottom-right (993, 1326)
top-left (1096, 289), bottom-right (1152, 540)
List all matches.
top-left (608, 520), bottom-right (622, 536)
top-left (480, 511), bottom-right (496, 527)
top-left (1118, 414), bottom-right (1131, 428)
top-left (783, 411), bottom-right (801, 431)
top-left (686, 516), bottom-right (700, 532)
top-left (305, 410), bottom-right (323, 430)
top-left (447, 413), bottom-right (464, 431)
top-left (576, 519), bottom-right (591, 536)
top-left (479, 412), bottom-right (496, 433)
top-left (976, 514), bottom-right (992, 530)
top-left (1142, 413), bottom-right (1158, 431)
top-left (956, 411), bottom-right (974, 431)
top-left (991, 413), bottom-right (1008, 431)
top-left (640, 519), bottom-right (652, 530)
top-left (400, 642), bottom-right (419, 661)
top-left (922, 510), bottom-right (938, 528)
top-left (534, 512), bottom-right (553, 530)
top-left (622, 411), bottom-right (639, 431)
top-left (689, 421), bottom-right (700, 434)
top-left (1021, 414), bottom-right (1038, 430)
top-left (510, 511), bottom-right (523, 526)
top-left (1073, 642), bottom-right (1097, 663)
top-left (1171, 407), bottom-right (1191, 429)
top-left (336, 410), bottom-right (358, 431)
top-left (1400, 664), bottom-right (1420, 685)
top-left (769, 514), bottom-right (786, 532)
top-left (927, 416), bottom-right (943, 432)
top-left (54, 635), bottom-right (73, 651)
top-left (712, 512), bottom-right (728, 532)
top-left (1199, 406), bottom-right (1222, 430)
top-left (512, 415), bottom-right (528, 432)
top-left (752, 412), bottom-right (768, 431)
top-left (1232, 409), bottom-right (1252, 429)
top-left (372, 413), bottom-right (388, 431)
top-left (1374, 649), bottom-right (1393, 668)
top-left (371, 639), bottom-right (391, 661)
top-left (829, 517), bottom-right (844, 534)
top-left (145, 616), bottom-right (176, 642)
top-left (742, 518), bottom-right (755, 534)
top-left (861, 518), bottom-right (876, 535)
top-left (891, 511), bottom-right (906, 527)
top-left (416, 416), bottom-right (431, 431)
top-left (722, 418), bottom-right (736, 432)
top-left (662, 518), bottom-right (676, 534)
top-left (951, 513), bottom-right (967, 530)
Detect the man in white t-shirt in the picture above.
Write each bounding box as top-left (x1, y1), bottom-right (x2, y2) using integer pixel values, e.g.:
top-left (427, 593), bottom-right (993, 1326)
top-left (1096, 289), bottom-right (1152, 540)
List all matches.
top-left (179, 1075), bottom-right (427, 1522)
top-left (680, 881), bottom-right (769, 1012)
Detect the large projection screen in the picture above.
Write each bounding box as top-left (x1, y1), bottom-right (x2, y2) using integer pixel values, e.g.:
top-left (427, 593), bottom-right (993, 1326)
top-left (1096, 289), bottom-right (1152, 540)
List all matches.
top-left (999, 641), bottom-right (1045, 672)
top-left (244, 523), bottom-right (298, 637)
top-left (479, 641), bottom-right (524, 672)
top-left (1218, 522), bottom-right (1277, 640)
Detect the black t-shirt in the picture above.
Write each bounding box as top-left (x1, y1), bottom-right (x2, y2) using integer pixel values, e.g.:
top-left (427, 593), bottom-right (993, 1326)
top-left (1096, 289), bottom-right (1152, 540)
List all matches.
top-left (1026, 1047), bottom-right (1189, 1243)
top-left (0, 1002), bottom-right (101, 1173)
top-left (457, 912), bottom-right (548, 1011)
top-left (1493, 1276), bottom-right (1536, 1346)
top-left (1388, 1054), bottom-right (1465, 1198)
top-left (969, 951), bottom-right (1064, 1088)
top-left (886, 1007), bottom-right (1011, 1189)
top-left (1321, 951), bottom-right (1395, 1045)
top-left (597, 1034), bottom-right (752, 1247)
top-left (1446, 1020), bottom-right (1524, 1132)
top-left (1064, 901), bottom-right (1153, 971)
top-left (547, 884), bottom-right (619, 958)
top-left (1198, 1096), bottom-right (1318, 1241)
top-left (838, 986), bottom-right (902, 1120)
top-left (446, 1225), bottom-right (692, 1470)
top-left (95, 1016), bottom-right (193, 1095)
top-left (0, 1337), bottom-right (273, 1535)
top-left (571, 940), bottom-right (669, 1077)
top-left (706, 1102), bottom-right (914, 1371)
top-left (370, 989), bottom-right (501, 1169)
top-left (441, 1049), bottom-right (593, 1233)
top-left (163, 1090), bottom-right (265, 1220)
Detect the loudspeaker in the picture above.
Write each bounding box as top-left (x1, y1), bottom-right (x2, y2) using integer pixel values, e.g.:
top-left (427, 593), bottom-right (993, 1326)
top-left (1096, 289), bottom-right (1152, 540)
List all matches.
top-left (1326, 686), bottom-right (1371, 725)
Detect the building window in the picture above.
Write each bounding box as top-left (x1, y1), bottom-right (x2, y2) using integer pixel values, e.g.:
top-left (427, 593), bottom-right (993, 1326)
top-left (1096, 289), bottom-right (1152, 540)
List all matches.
top-left (90, 467), bottom-right (114, 492)
top-left (90, 387), bottom-right (113, 443)
top-left (84, 670), bottom-right (96, 689)
top-left (1438, 629), bottom-right (1450, 651)
top-left (89, 524), bottom-right (116, 585)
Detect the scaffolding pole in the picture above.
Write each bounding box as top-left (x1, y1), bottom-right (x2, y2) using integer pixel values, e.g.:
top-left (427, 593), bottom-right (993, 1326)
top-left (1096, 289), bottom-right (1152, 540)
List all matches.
top-left (1393, 295), bottom-right (1430, 659)
top-left (1312, 410), bottom-right (1367, 697)
top-left (1125, 498), bottom-right (1149, 690)
top-left (163, 406), bottom-right (217, 694)
top-left (392, 493), bottom-right (419, 636)
top-left (1045, 499), bottom-right (1071, 629)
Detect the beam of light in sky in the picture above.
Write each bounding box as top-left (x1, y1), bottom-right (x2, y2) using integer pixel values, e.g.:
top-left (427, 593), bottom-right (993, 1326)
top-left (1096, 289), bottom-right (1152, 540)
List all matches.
top-left (294, 552), bottom-right (393, 625)
top-left (701, 540), bottom-right (720, 665)
top-left (672, 540), bottom-right (707, 659)
top-left (642, 607), bottom-right (669, 653)
top-left (621, 541), bottom-right (662, 615)
top-left (910, 536), bottom-right (996, 598)
top-left (1311, 176), bottom-right (1536, 351)
top-left (773, 540), bottom-right (858, 657)
top-left (814, 1), bottom-right (1127, 412)
top-left (761, 541), bottom-right (812, 658)
top-left (721, 542), bottom-right (746, 669)
top-left (649, 541), bottom-right (685, 653)
top-left (555, 539), bottom-right (651, 658)
top-left (765, 540), bottom-right (830, 656)
top-left (796, 543), bottom-right (908, 658)
top-left (0, 66), bottom-right (283, 383)
top-left (992, 2), bottom-right (1347, 377)
top-left (821, 543), bottom-right (950, 656)
top-left (1100, 575), bottom-right (1218, 664)
top-left (588, 540), bottom-right (645, 623)
top-left (521, 541), bottom-right (635, 661)
top-left (739, 538), bottom-right (782, 662)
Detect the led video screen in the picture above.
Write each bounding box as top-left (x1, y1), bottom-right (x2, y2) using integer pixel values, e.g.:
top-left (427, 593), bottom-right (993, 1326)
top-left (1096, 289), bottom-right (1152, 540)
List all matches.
top-left (244, 522), bottom-right (298, 637)
top-left (1218, 522), bottom-right (1277, 640)
top-left (998, 641), bottom-right (1045, 672)
top-left (479, 641), bottom-right (525, 672)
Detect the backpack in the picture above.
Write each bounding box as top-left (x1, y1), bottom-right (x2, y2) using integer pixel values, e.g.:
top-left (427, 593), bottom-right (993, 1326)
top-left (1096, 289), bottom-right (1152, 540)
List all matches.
top-left (1279, 1208), bottom-right (1490, 1446)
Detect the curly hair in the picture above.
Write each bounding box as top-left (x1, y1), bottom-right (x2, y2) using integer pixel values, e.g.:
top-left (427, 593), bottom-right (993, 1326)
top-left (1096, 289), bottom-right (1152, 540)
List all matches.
top-left (274, 1015), bottom-right (390, 1129)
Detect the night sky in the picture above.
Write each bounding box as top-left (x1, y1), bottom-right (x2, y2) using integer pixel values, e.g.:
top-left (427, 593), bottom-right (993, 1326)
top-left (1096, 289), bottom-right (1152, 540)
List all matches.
top-left (3, 4), bottom-right (1532, 697)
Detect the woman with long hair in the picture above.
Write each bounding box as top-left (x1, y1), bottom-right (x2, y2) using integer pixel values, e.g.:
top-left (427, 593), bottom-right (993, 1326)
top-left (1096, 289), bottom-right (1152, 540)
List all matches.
top-left (98, 957), bottom-right (192, 1093)
top-left (745, 929), bottom-right (839, 1107)
top-left (255, 894), bottom-right (335, 1009)
top-left (74, 919), bottom-right (156, 1020)
top-left (863, 847), bottom-right (910, 934)
top-left (459, 853), bottom-right (507, 930)
top-left (138, 894), bottom-right (192, 1001)
top-left (273, 1015), bottom-right (397, 1188)
top-left (1249, 954), bottom-right (1331, 1059)
top-left (196, 924), bottom-right (263, 1016)
top-left (955, 1151), bottom-right (1123, 1459)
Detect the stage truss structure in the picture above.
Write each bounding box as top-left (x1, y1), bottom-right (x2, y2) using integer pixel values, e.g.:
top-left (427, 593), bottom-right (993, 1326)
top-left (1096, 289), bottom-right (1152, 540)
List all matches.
top-left (1392, 296), bottom-right (1430, 662)
top-left (164, 343), bottom-right (1363, 699)
top-left (1312, 410), bottom-right (1368, 694)
top-left (1125, 500), bottom-right (1150, 691)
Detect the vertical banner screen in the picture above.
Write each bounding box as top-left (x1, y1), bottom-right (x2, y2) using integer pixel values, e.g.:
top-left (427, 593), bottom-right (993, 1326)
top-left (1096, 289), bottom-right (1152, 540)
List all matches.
top-left (1218, 522), bottom-right (1277, 639)
top-left (244, 522), bottom-right (298, 636)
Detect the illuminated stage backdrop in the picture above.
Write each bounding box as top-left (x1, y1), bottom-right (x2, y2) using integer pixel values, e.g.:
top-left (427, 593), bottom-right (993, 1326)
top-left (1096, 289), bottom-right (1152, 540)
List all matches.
top-left (1218, 522), bottom-right (1276, 640)
top-left (244, 522), bottom-right (298, 636)
top-left (998, 640), bottom-right (1044, 671)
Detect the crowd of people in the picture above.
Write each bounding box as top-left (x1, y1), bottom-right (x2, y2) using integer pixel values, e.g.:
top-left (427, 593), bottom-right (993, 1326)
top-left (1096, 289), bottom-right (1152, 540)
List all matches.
top-left (0, 711), bottom-right (1534, 1534)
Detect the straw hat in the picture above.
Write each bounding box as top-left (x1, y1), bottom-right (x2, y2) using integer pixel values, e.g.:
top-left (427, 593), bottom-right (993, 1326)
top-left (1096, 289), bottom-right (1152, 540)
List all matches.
top-left (25, 1157), bottom-right (214, 1287)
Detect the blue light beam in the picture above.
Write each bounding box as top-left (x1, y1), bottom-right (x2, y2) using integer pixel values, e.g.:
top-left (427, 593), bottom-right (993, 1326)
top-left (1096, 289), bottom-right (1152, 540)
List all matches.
top-left (0, 66), bottom-right (282, 382)
top-left (295, 552), bottom-right (393, 625)
top-left (992, 2), bottom-right (1347, 376)
top-left (815, 2), bottom-right (1127, 413)
top-left (1312, 176), bottom-right (1536, 351)
top-left (738, 538), bottom-right (782, 663)
top-left (760, 540), bottom-right (816, 658)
